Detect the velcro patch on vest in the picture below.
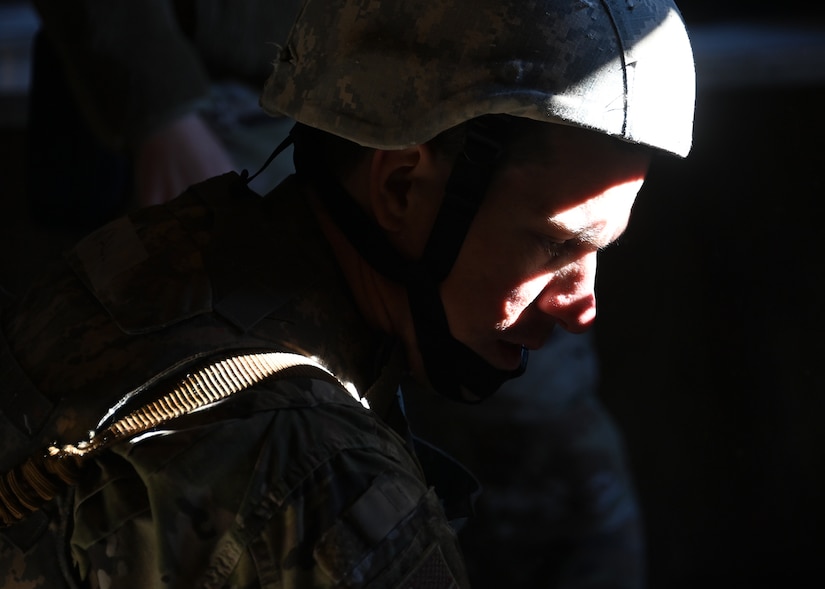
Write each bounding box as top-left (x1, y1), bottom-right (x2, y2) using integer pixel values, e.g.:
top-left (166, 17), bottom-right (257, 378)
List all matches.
top-left (73, 216), bottom-right (149, 294)
top-left (68, 211), bottom-right (212, 334)
top-left (397, 544), bottom-right (460, 589)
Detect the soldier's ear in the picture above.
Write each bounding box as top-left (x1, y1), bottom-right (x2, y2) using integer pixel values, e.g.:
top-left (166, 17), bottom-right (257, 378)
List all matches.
top-left (368, 145), bottom-right (449, 258)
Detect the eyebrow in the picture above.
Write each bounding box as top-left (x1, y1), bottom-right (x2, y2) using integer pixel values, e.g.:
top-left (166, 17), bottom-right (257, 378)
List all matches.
top-left (546, 219), bottom-right (618, 251)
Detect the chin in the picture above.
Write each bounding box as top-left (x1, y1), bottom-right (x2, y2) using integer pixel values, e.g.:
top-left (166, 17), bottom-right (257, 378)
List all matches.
top-left (491, 340), bottom-right (526, 371)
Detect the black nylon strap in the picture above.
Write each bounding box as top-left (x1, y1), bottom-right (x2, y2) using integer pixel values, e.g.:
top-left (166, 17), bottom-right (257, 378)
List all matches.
top-left (407, 119), bottom-right (527, 401)
top-left (311, 175), bottom-right (413, 283)
top-left (242, 133), bottom-right (295, 186)
top-left (421, 119), bottom-right (505, 281)
top-left (406, 263), bottom-right (527, 402)
top-left (292, 118), bottom-right (528, 401)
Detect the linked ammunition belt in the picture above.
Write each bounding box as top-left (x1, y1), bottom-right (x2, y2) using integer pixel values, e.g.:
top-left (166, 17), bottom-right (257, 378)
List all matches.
top-left (0, 351), bottom-right (340, 528)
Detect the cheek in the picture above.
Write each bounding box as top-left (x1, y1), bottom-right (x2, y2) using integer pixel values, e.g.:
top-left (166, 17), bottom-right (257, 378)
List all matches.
top-left (439, 191), bottom-right (542, 334)
top-left (442, 218), bottom-right (542, 329)
top-left (440, 249), bottom-right (509, 334)
top-left (444, 255), bottom-right (544, 336)
top-left (499, 271), bottom-right (552, 329)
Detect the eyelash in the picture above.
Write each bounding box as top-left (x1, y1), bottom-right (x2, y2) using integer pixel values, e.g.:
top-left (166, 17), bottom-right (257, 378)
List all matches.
top-left (538, 236), bottom-right (605, 261)
top-left (539, 236), bottom-right (572, 260)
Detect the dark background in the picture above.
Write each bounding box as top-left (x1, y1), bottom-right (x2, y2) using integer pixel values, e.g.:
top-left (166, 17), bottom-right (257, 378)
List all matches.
top-left (2, 1), bottom-right (825, 587)
top-left (595, 1), bottom-right (825, 587)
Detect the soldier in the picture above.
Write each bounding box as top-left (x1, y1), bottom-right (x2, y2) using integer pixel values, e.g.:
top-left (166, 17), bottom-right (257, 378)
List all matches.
top-left (27, 0), bottom-right (302, 230)
top-left (1, 0), bottom-right (695, 587)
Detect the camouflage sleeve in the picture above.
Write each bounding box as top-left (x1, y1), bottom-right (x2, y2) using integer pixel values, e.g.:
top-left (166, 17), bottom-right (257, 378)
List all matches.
top-left (67, 376), bottom-right (469, 588)
top-left (31, 0), bottom-right (210, 150)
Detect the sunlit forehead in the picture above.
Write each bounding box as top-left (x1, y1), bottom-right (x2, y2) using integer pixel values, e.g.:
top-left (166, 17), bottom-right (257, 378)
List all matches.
top-left (549, 176), bottom-right (644, 249)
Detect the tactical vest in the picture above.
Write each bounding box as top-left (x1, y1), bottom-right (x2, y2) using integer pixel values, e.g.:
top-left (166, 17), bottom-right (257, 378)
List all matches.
top-left (0, 173), bottom-right (352, 564)
top-left (0, 172), bottom-right (478, 587)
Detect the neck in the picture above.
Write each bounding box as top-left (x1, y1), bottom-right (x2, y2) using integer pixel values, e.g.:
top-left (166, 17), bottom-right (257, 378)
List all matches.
top-left (307, 186), bottom-right (416, 344)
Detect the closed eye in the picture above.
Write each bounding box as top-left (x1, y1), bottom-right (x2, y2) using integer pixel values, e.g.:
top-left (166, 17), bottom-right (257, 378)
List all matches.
top-left (536, 234), bottom-right (573, 261)
top-left (537, 233), bottom-right (608, 264)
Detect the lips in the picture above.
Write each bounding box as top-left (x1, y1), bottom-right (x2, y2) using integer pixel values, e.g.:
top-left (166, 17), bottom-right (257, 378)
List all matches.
top-left (506, 319), bottom-right (557, 352)
top-left (500, 330), bottom-right (554, 353)
top-left (494, 340), bottom-right (529, 369)
top-left (477, 324), bottom-right (557, 370)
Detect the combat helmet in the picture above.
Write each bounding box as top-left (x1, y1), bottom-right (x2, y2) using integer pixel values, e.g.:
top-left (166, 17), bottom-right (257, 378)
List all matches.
top-left (258, 0), bottom-right (696, 401)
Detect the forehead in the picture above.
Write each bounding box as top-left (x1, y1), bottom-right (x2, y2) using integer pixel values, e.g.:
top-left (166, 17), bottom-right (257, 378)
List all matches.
top-left (479, 124), bottom-right (651, 249)
top-left (502, 123), bottom-right (652, 212)
top-left (508, 121), bottom-right (652, 170)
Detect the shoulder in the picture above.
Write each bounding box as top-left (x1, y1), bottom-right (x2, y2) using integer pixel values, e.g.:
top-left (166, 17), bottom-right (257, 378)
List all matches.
top-left (72, 375), bottom-right (468, 587)
top-left (121, 374), bottom-right (418, 511)
top-left (0, 175), bottom-right (318, 444)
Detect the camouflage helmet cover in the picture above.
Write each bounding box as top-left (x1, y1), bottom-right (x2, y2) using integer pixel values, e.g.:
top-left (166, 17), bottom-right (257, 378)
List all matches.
top-left (261, 0), bottom-right (695, 157)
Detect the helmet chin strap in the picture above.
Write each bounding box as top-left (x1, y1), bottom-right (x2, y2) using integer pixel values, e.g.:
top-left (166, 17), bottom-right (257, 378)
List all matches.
top-left (405, 263), bottom-right (527, 402)
top-left (404, 119), bottom-right (528, 401)
top-left (291, 120), bottom-right (528, 402)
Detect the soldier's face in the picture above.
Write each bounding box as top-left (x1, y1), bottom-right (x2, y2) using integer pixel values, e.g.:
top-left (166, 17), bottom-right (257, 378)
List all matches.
top-left (439, 125), bottom-right (651, 371)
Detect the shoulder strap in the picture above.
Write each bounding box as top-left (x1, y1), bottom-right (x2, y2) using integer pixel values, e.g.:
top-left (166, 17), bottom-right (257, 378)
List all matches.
top-left (0, 351), bottom-right (342, 528)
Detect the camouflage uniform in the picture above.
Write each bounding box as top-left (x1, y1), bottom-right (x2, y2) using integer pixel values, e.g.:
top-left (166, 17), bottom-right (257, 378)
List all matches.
top-left (1, 173), bottom-right (471, 587)
top-left (28, 0), bottom-right (303, 229)
top-left (6, 2), bottom-right (696, 587)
